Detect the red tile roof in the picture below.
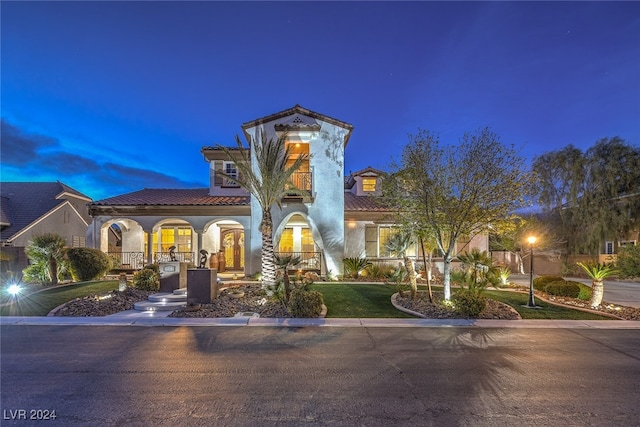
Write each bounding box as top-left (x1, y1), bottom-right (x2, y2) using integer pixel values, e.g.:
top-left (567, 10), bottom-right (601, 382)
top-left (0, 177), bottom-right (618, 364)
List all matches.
top-left (344, 192), bottom-right (390, 212)
top-left (91, 188), bottom-right (250, 206)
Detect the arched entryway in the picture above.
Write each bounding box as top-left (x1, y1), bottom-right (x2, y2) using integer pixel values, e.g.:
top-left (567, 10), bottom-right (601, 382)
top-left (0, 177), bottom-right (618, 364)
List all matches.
top-left (275, 213), bottom-right (323, 274)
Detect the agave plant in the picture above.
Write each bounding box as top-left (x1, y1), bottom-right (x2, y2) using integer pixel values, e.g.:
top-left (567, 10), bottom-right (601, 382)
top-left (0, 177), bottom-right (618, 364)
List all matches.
top-left (576, 261), bottom-right (617, 308)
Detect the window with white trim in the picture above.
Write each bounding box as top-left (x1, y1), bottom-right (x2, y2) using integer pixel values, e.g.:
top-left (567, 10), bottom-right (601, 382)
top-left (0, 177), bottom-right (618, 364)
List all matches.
top-left (223, 161), bottom-right (239, 187)
top-left (605, 241), bottom-right (614, 255)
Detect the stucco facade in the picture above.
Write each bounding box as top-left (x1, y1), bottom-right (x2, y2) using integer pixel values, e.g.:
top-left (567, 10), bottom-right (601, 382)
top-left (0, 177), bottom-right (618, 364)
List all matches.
top-left (87, 105), bottom-right (488, 277)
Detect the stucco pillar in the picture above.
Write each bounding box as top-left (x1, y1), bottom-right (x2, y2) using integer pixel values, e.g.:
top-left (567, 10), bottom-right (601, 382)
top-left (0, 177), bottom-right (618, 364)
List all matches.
top-left (195, 229), bottom-right (204, 262)
top-left (145, 230), bottom-right (153, 265)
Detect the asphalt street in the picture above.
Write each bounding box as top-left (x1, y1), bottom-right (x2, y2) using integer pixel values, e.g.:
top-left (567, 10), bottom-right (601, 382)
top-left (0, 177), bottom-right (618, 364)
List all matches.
top-left (2, 325), bottom-right (639, 426)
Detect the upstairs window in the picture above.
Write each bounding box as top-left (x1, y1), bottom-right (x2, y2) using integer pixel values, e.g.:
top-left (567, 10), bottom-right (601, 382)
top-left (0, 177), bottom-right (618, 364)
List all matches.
top-left (362, 178), bottom-right (377, 192)
top-left (223, 162), bottom-right (239, 187)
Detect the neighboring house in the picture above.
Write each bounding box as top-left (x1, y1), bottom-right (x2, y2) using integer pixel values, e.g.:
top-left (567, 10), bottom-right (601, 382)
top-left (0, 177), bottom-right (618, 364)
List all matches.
top-left (87, 105), bottom-right (487, 276)
top-left (599, 193), bottom-right (639, 263)
top-left (0, 181), bottom-right (92, 273)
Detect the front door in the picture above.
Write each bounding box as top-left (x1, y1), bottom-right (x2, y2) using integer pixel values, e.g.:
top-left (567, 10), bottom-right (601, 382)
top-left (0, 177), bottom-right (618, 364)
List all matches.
top-left (221, 229), bottom-right (244, 271)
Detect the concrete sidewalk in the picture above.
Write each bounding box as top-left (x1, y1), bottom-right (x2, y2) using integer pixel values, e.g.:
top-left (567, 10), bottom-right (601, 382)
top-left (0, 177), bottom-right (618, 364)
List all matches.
top-left (2, 314), bottom-right (639, 329)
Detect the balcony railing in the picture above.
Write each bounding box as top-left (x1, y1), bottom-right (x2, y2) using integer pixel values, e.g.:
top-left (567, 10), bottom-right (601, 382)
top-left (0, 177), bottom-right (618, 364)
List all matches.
top-left (275, 251), bottom-right (322, 273)
top-left (154, 251), bottom-right (194, 264)
top-left (107, 252), bottom-right (144, 270)
top-left (286, 172), bottom-right (312, 193)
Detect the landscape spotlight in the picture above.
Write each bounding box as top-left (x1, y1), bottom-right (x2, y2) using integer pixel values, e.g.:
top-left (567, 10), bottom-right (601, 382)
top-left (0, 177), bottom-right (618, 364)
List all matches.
top-left (8, 283), bottom-right (22, 297)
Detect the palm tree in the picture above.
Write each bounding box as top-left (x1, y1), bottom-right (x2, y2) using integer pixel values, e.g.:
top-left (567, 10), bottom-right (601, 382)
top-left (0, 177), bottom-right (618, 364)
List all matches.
top-left (457, 248), bottom-right (498, 292)
top-left (24, 233), bottom-right (67, 285)
top-left (216, 132), bottom-right (308, 287)
top-left (384, 230), bottom-right (418, 299)
top-left (576, 261), bottom-right (618, 308)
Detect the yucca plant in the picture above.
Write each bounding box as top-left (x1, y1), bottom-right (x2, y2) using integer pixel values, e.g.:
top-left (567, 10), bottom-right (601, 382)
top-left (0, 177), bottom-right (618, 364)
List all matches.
top-left (498, 266), bottom-right (511, 287)
top-left (576, 261), bottom-right (618, 308)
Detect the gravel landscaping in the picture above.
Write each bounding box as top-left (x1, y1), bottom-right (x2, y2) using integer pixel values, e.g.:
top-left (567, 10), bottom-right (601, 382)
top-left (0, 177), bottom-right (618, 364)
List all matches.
top-left (395, 291), bottom-right (522, 320)
top-left (169, 284), bottom-right (291, 319)
top-left (49, 283), bottom-right (640, 320)
top-left (53, 288), bottom-right (153, 317)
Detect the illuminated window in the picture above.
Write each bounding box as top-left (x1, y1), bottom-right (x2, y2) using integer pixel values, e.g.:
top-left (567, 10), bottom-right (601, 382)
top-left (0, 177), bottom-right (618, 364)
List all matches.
top-left (176, 227), bottom-right (192, 253)
top-left (362, 178), bottom-right (377, 192)
top-left (378, 226), bottom-right (394, 257)
top-left (161, 228), bottom-right (174, 252)
top-left (301, 229), bottom-right (315, 252)
top-left (378, 226), bottom-right (417, 257)
top-left (279, 229), bottom-right (294, 252)
top-left (286, 142), bottom-right (311, 191)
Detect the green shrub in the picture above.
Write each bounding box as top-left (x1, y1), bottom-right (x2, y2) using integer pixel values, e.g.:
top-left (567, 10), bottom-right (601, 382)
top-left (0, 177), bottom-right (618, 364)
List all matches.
top-left (287, 289), bottom-right (324, 318)
top-left (132, 267), bottom-right (160, 291)
top-left (143, 264), bottom-right (160, 273)
top-left (343, 257), bottom-right (372, 279)
top-left (544, 280), bottom-right (580, 298)
top-left (368, 263), bottom-right (394, 279)
top-left (66, 248), bottom-right (111, 281)
top-left (532, 275), bottom-right (564, 291)
top-left (616, 245), bottom-right (640, 279)
top-left (576, 282), bottom-right (592, 301)
top-left (451, 289), bottom-right (487, 317)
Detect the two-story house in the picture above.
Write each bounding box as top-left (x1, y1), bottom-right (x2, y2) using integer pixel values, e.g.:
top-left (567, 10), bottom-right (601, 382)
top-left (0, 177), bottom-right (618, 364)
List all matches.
top-left (87, 105), bottom-right (488, 277)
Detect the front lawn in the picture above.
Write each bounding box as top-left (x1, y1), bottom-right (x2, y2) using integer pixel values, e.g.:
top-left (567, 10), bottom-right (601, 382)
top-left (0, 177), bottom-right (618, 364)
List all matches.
top-left (0, 280), bottom-right (119, 317)
top-left (0, 280), bottom-right (620, 320)
top-left (308, 283), bottom-right (415, 318)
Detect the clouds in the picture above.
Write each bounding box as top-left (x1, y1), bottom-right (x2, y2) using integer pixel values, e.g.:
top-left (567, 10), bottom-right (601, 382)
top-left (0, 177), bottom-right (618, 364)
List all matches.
top-left (0, 119), bottom-right (205, 200)
top-left (1, 119), bottom-right (56, 165)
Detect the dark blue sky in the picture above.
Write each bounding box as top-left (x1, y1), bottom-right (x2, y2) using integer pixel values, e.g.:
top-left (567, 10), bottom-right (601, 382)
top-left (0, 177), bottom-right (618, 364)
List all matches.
top-left (2, 1), bottom-right (639, 201)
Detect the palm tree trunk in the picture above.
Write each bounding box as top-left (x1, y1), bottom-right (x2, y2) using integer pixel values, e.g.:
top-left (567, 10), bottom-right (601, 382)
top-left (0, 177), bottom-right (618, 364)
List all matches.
top-left (49, 256), bottom-right (58, 286)
top-left (261, 211), bottom-right (276, 288)
top-left (590, 279), bottom-right (604, 308)
top-left (404, 256), bottom-right (418, 299)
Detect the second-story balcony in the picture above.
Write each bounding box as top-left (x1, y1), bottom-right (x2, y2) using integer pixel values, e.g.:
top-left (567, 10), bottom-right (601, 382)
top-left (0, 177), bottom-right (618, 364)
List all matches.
top-left (284, 172), bottom-right (313, 200)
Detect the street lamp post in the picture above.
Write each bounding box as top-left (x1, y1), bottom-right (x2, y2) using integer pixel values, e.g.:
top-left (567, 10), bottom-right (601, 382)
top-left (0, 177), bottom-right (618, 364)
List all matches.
top-left (525, 236), bottom-right (540, 309)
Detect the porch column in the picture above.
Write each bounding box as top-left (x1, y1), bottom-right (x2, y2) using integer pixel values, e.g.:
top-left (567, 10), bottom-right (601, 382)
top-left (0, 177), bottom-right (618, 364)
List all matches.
top-left (145, 230), bottom-right (153, 265)
top-left (195, 229), bottom-right (204, 262)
